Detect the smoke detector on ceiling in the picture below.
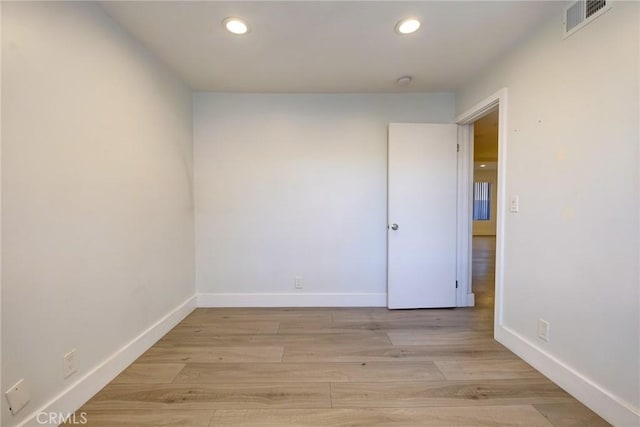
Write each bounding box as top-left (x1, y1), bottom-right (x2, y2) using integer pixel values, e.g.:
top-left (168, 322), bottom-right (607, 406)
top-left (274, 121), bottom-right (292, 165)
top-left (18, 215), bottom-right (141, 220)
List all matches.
top-left (396, 76), bottom-right (412, 86)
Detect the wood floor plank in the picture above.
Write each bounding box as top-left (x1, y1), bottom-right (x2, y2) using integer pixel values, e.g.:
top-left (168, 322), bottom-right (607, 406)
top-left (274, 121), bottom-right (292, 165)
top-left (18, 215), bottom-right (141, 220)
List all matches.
top-left (534, 403), bottom-right (612, 426)
top-left (174, 362), bottom-right (444, 383)
top-left (387, 330), bottom-right (495, 346)
top-left (83, 383), bottom-right (331, 410)
top-left (136, 346), bottom-right (284, 363)
top-left (189, 307), bottom-right (333, 315)
top-left (210, 406), bottom-right (554, 426)
top-left (169, 321), bottom-right (280, 335)
top-left (278, 320), bottom-right (491, 334)
top-left (282, 343), bottom-right (517, 363)
top-left (112, 363), bottom-right (185, 384)
top-left (184, 308), bottom-right (332, 323)
top-left (157, 332), bottom-right (391, 347)
top-left (331, 308), bottom-right (493, 323)
top-left (64, 410), bottom-right (214, 426)
top-left (435, 359), bottom-right (544, 381)
top-left (331, 379), bottom-right (574, 408)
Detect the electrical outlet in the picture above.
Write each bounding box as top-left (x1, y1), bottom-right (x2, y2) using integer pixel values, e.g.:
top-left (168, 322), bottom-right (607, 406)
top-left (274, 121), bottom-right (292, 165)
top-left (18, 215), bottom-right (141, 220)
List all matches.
top-left (294, 276), bottom-right (303, 289)
top-left (537, 319), bottom-right (550, 342)
top-left (5, 379), bottom-right (30, 415)
top-left (64, 349), bottom-right (77, 378)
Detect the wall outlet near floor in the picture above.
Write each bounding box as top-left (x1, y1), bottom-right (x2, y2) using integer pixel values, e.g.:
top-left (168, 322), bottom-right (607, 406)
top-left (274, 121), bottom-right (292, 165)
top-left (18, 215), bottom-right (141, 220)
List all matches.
top-left (294, 276), bottom-right (303, 289)
top-left (537, 319), bottom-right (550, 342)
top-left (5, 379), bottom-right (31, 415)
top-left (64, 349), bottom-right (78, 378)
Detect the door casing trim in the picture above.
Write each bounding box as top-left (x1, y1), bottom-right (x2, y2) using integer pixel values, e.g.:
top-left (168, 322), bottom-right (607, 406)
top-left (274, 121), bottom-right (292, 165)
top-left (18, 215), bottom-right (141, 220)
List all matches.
top-left (455, 88), bottom-right (508, 332)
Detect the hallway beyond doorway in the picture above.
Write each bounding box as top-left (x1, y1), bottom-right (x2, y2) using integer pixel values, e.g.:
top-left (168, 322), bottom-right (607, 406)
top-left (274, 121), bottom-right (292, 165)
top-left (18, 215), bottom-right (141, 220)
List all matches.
top-left (472, 236), bottom-right (496, 310)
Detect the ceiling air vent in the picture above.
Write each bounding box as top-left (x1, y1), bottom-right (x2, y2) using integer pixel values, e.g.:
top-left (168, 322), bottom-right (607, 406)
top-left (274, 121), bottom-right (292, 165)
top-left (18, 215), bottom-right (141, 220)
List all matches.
top-left (563, 0), bottom-right (612, 38)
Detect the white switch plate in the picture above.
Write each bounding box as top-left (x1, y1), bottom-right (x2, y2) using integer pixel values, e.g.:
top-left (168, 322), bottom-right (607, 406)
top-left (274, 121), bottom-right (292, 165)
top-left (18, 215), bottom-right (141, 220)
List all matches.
top-left (537, 319), bottom-right (550, 342)
top-left (510, 195), bottom-right (520, 213)
top-left (64, 349), bottom-right (77, 378)
top-left (5, 379), bottom-right (31, 415)
top-left (294, 276), bottom-right (303, 289)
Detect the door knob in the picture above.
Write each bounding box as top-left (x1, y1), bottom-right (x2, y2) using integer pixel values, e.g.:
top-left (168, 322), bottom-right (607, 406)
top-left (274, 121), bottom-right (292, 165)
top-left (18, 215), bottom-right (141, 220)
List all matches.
top-left (390, 223), bottom-right (399, 231)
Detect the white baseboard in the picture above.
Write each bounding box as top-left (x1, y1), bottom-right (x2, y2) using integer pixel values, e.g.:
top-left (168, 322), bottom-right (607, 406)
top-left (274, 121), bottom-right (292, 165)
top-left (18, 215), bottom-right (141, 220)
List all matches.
top-left (496, 325), bottom-right (640, 427)
top-left (16, 295), bottom-right (197, 427)
top-left (465, 292), bottom-right (475, 307)
top-left (197, 292), bottom-right (387, 307)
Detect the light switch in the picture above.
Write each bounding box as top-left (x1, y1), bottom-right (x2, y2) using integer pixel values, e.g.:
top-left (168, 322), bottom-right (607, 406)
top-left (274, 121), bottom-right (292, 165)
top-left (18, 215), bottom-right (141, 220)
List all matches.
top-left (510, 195), bottom-right (519, 213)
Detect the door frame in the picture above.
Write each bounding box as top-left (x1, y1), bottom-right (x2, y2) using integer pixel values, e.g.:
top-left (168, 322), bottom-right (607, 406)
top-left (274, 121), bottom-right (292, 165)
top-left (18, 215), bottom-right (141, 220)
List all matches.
top-left (455, 88), bottom-right (508, 331)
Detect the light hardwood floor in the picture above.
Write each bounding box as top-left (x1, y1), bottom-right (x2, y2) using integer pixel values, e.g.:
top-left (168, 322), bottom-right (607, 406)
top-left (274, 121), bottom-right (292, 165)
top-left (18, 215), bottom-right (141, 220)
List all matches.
top-left (70, 236), bottom-right (608, 426)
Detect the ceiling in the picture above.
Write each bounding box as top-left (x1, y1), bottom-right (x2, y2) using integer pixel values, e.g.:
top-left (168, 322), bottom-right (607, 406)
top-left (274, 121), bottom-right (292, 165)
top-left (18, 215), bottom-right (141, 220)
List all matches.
top-left (101, 1), bottom-right (557, 93)
top-left (474, 109), bottom-right (499, 162)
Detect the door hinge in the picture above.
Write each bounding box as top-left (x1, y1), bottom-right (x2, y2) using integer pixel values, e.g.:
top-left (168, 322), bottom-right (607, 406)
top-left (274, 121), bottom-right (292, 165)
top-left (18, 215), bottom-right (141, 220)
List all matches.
top-left (456, 144), bottom-right (460, 152)
top-left (455, 280), bottom-right (458, 288)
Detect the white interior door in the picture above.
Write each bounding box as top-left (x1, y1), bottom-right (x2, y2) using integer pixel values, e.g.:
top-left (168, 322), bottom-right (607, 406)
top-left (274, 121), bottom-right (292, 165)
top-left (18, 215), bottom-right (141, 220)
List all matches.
top-left (388, 123), bottom-right (458, 309)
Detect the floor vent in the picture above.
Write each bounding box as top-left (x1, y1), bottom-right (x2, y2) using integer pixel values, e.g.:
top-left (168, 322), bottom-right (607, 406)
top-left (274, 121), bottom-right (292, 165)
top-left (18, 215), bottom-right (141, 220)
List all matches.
top-left (563, 0), bottom-right (612, 39)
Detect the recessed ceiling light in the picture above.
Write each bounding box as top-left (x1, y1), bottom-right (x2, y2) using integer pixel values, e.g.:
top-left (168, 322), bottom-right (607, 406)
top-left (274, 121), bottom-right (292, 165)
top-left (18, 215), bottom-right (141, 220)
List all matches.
top-left (223, 17), bottom-right (249, 35)
top-left (396, 76), bottom-right (413, 86)
top-left (480, 164), bottom-right (487, 168)
top-left (395, 18), bottom-right (421, 35)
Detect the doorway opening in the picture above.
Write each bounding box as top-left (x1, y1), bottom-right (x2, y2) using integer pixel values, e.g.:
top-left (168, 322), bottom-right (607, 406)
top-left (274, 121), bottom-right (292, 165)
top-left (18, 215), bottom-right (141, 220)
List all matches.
top-left (455, 88), bottom-right (507, 332)
top-left (471, 109), bottom-right (499, 311)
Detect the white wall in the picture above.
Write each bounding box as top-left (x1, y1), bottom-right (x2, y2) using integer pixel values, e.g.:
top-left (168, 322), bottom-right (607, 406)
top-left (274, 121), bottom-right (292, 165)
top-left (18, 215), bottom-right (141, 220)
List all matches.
top-left (194, 93), bottom-right (454, 306)
top-left (2, 2), bottom-right (195, 426)
top-left (472, 169), bottom-right (497, 236)
top-left (457, 2), bottom-right (639, 425)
